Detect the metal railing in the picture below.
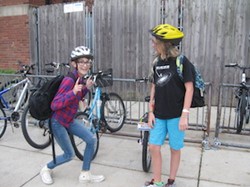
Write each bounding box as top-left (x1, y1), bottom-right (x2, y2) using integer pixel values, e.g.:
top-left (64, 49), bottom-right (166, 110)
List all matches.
top-left (214, 83), bottom-right (250, 149)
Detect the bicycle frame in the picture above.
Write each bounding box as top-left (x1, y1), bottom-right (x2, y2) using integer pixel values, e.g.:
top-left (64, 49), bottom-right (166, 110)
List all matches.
top-left (0, 78), bottom-right (31, 112)
top-left (85, 86), bottom-right (103, 132)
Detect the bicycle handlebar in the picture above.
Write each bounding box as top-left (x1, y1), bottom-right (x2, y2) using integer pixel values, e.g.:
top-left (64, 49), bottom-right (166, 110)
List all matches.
top-left (83, 70), bottom-right (110, 80)
top-left (16, 61), bottom-right (36, 75)
top-left (45, 62), bottom-right (70, 69)
top-left (225, 63), bottom-right (250, 70)
top-left (134, 77), bottom-right (149, 83)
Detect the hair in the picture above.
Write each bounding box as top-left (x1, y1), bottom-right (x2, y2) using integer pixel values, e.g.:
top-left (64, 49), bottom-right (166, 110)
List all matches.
top-left (156, 39), bottom-right (180, 58)
top-left (148, 38), bottom-right (181, 82)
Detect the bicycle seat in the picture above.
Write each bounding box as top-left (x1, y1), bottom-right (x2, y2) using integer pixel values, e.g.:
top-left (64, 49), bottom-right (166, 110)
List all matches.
top-left (45, 67), bottom-right (55, 73)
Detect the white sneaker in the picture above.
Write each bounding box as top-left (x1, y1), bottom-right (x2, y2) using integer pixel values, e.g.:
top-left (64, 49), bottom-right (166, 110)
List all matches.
top-left (40, 165), bottom-right (53, 185)
top-left (79, 171), bottom-right (105, 183)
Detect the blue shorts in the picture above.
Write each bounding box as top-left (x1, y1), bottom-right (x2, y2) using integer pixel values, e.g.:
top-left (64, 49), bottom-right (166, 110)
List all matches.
top-left (149, 117), bottom-right (185, 150)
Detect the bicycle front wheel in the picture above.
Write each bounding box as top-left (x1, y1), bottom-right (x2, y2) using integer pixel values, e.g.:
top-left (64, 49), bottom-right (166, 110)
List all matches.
top-left (0, 106), bottom-right (7, 139)
top-left (21, 105), bottom-right (51, 149)
top-left (142, 131), bottom-right (151, 172)
top-left (236, 95), bottom-right (247, 134)
top-left (101, 92), bottom-right (126, 132)
top-left (70, 112), bottom-right (99, 161)
top-left (245, 97), bottom-right (250, 124)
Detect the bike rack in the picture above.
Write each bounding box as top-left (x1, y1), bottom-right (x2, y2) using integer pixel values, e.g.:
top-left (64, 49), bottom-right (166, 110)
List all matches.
top-left (214, 83), bottom-right (250, 149)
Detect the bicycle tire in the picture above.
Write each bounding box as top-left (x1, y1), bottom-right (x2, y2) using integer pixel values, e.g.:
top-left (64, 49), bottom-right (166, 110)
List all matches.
top-left (142, 131), bottom-right (151, 172)
top-left (21, 105), bottom-right (51, 149)
top-left (0, 79), bottom-right (28, 107)
top-left (245, 97), bottom-right (250, 124)
top-left (0, 106), bottom-right (7, 139)
top-left (101, 92), bottom-right (126, 132)
top-left (236, 93), bottom-right (247, 133)
top-left (71, 112), bottom-right (99, 161)
top-left (79, 90), bottom-right (92, 112)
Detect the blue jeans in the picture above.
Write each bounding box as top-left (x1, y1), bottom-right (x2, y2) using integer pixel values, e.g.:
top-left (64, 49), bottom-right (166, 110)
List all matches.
top-left (47, 118), bottom-right (95, 171)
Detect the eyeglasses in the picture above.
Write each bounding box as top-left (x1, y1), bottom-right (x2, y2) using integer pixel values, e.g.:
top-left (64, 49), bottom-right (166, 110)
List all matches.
top-left (77, 59), bottom-right (92, 66)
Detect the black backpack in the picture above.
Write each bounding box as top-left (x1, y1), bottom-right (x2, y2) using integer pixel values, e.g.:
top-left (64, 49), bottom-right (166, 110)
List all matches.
top-left (29, 73), bottom-right (76, 120)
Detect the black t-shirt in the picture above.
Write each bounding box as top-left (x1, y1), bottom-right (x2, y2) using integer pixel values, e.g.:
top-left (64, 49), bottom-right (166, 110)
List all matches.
top-left (153, 56), bottom-right (194, 119)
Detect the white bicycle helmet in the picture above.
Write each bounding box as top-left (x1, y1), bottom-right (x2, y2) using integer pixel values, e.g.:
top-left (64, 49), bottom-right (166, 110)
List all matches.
top-left (70, 46), bottom-right (93, 61)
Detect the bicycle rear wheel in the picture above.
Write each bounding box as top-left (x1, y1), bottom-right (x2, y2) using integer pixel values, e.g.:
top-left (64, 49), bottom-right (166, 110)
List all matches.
top-left (142, 131), bottom-right (151, 172)
top-left (101, 92), bottom-right (126, 132)
top-left (236, 95), bottom-right (247, 133)
top-left (245, 97), bottom-right (250, 124)
top-left (0, 106), bottom-right (7, 139)
top-left (21, 105), bottom-right (51, 149)
top-left (70, 112), bottom-right (99, 161)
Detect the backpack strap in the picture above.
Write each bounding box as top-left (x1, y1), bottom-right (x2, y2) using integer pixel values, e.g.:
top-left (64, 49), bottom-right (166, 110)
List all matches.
top-left (66, 72), bottom-right (77, 82)
top-left (176, 54), bottom-right (184, 80)
top-left (48, 118), bottom-right (56, 164)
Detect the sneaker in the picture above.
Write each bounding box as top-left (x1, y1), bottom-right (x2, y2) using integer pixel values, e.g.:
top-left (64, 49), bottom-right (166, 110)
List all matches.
top-left (40, 165), bottom-right (53, 185)
top-left (79, 171), bottom-right (105, 183)
top-left (143, 179), bottom-right (165, 187)
top-left (165, 179), bottom-right (176, 187)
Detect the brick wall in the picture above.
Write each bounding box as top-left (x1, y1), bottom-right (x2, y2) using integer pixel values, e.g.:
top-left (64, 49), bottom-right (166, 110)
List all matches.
top-left (0, 16), bottom-right (29, 70)
top-left (0, 0), bottom-right (93, 71)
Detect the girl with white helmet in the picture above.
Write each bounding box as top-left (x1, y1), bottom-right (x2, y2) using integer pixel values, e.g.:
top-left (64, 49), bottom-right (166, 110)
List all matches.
top-left (40, 46), bottom-right (105, 185)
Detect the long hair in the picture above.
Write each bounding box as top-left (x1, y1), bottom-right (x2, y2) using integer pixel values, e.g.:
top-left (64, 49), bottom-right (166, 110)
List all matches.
top-left (148, 39), bottom-right (181, 82)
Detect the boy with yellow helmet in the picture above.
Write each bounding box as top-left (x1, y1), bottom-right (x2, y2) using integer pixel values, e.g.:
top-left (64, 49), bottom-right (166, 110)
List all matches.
top-left (144, 24), bottom-right (194, 187)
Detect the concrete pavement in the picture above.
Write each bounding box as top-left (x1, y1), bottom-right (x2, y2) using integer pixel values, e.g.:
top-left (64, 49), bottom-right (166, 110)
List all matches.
top-left (0, 123), bottom-right (249, 187)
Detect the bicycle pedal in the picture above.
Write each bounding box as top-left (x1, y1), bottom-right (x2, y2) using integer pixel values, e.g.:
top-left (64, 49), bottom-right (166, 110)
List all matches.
top-left (13, 122), bottom-right (19, 128)
top-left (100, 120), bottom-right (107, 133)
top-left (100, 127), bottom-right (107, 133)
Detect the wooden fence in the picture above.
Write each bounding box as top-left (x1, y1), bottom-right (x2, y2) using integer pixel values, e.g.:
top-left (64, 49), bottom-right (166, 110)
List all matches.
top-left (29, 0), bottom-right (250, 105)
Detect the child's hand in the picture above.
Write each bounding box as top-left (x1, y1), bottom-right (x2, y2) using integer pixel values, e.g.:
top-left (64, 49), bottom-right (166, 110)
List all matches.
top-left (179, 116), bottom-right (189, 131)
top-left (86, 76), bottom-right (94, 89)
top-left (148, 112), bottom-right (155, 128)
top-left (73, 78), bottom-right (83, 95)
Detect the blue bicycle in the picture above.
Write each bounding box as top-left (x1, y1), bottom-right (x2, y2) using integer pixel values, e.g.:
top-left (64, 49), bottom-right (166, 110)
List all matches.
top-left (71, 69), bottom-right (126, 160)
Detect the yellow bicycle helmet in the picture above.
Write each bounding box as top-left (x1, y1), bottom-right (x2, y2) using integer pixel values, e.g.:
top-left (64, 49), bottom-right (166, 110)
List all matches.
top-left (149, 24), bottom-right (184, 45)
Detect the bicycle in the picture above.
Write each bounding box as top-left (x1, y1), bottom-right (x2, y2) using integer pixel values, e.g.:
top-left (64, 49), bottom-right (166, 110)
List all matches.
top-left (0, 62), bottom-right (36, 107)
top-left (71, 68), bottom-right (126, 160)
top-left (225, 63), bottom-right (250, 133)
top-left (0, 64), bottom-right (39, 139)
top-left (135, 77), bottom-right (151, 172)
